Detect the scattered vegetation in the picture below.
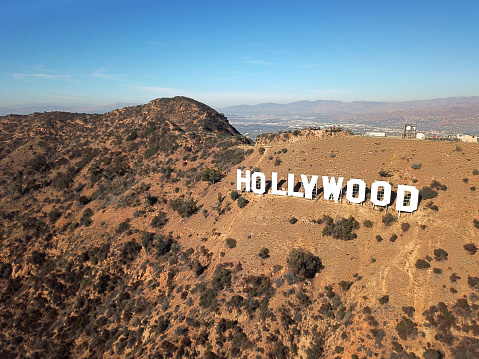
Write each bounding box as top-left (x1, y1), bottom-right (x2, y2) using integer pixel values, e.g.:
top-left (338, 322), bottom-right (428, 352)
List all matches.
top-left (378, 169), bottom-right (392, 177)
top-left (364, 219), bottom-right (373, 228)
top-left (464, 243), bottom-right (478, 255)
top-left (287, 248), bottom-right (323, 280)
top-left (415, 259), bottom-right (431, 269)
top-left (200, 167), bottom-right (224, 184)
top-left (396, 317), bottom-right (418, 340)
top-left (382, 213), bottom-right (396, 226)
top-left (420, 186), bottom-right (438, 200)
top-left (426, 201), bottom-right (439, 211)
top-left (430, 180), bottom-right (447, 191)
top-left (170, 197), bottom-right (199, 217)
top-left (258, 247), bottom-right (270, 259)
top-left (230, 190), bottom-right (239, 201)
top-left (322, 215), bottom-right (359, 240)
top-left (289, 217), bottom-right (298, 224)
top-left (225, 237), bottom-right (237, 248)
top-left (150, 210), bottom-right (168, 228)
top-left (434, 248), bottom-right (448, 261)
top-left (237, 196), bottom-right (249, 208)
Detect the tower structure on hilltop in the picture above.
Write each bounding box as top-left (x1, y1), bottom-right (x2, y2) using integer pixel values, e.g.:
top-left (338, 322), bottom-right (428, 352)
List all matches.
top-left (402, 123), bottom-right (418, 139)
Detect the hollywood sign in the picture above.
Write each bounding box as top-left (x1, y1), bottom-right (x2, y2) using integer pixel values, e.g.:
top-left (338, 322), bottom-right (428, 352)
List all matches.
top-left (236, 169), bottom-right (419, 213)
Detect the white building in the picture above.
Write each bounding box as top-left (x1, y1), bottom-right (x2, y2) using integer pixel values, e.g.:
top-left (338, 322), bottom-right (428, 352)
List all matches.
top-left (461, 135), bottom-right (478, 143)
top-left (365, 132), bottom-right (386, 137)
top-left (416, 132), bottom-right (426, 140)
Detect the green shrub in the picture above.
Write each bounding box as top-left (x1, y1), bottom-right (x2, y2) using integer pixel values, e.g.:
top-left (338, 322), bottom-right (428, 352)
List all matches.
top-left (212, 267), bottom-right (232, 290)
top-left (364, 220), bottom-right (373, 228)
top-left (415, 259), bottom-right (430, 269)
top-left (434, 248), bottom-right (448, 261)
top-left (420, 186), bottom-right (438, 199)
top-left (423, 349), bottom-right (443, 359)
top-left (151, 210), bottom-right (168, 228)
top-left (230, 190), bottom-right (239, 201)
top-left (126, 130), bottom-right (138, 141)
top-left (274, 157), bottom-right (282, 166)
top-left (379, 169), bottom-right (392, 177)
top-left (48, 209), bottom-right (62, 223)
top-left (80, 208), bottom-right (94, 227)
top-left (116, 220), bottom-right (130, 234)
top-left (225, 238), bottom-right (237, 248)
top-left (170, 197), bottom-right (198, 218)
top-left (120, 239), bottom-right (142, 264)
top-left (382, 213), bottom-right (396, 226)
top-left (376, 235), bottom-right (383, 242)
top-left (287, 248), bottom-right (323, 280)
top-left (305, 339), bottom-right (324, 359)
top-left (200, 167), bottom-right (224, 184)
top-left (390, 233), bottom-right (398, 242)
top-left (259, 247), bottom-right (270, 259)
top-left (322, 215), bottom-right (359, 240)
top-left (430, 180), bottom-right (447, 191)
top-left (155, 233), bottom-right (174, 257)
top-left (199, 288), bottom-right (216, 308)
top-left (401, 222), bottom-right (410, 232)
top-left (281, 148), bottom-right (288, 153)
top-left (396, 317), bottom-right (417, 340)
top-left (474, 219), bottom-right (479, 229)
top-left (463, 243), bottom-right (477, 255)
top-left (338, 280), bottom-right (353, 291)
top-left (378, 295), bottom-right (389, 304)
top-left (258, 147), bottom-right (265, 155)
top-left (426, 201), bottom-right (439, 211)
top-left (467, 276), bottom-right (479, 289)
top-left (289, 217), bottom-right (298, 224)
top-left (411, 163), bottom-right (422, 170)
top-left (237, 196), bottom-right (249, 208)
top-left (473, 169), bottom-right (479, 175)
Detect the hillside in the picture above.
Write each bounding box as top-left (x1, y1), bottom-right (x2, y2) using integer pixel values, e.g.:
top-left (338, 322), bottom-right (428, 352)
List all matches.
top-left (1, 98), bottom-right (479, 358)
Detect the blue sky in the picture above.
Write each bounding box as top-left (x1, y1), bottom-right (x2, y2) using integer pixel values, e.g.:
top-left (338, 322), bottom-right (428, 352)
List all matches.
top-left (1, 0), bottom-right (478, 108)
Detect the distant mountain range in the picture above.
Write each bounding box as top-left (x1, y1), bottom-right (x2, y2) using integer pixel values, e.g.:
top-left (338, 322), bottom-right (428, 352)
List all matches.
top-left (221, 96), bottom-right (479, 133)
top-left (0, 102), bottom-right (138, 116)
top-left (220, 96), bottom-right (479, 116)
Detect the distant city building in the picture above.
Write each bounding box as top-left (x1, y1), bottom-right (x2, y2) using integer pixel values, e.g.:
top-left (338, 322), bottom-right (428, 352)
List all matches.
top-left (365, 131), bottom-right (386, 137)
top-left (416, 132), bottom-right (426, 140)
top-left (461, 135), bottom-right (478, 143)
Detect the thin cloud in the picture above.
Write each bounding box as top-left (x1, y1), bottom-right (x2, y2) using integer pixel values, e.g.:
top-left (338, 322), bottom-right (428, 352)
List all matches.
top-left (12, 73), bottom-right (71, 81)
top-left (243, 57), bottom-right (278, 66)
top-left (90, 69), bottom-right (122, 81)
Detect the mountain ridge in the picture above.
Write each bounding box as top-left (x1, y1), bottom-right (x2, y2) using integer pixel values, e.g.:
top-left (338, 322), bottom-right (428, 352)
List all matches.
top-left (220, 96), bottom-right (479, 115)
